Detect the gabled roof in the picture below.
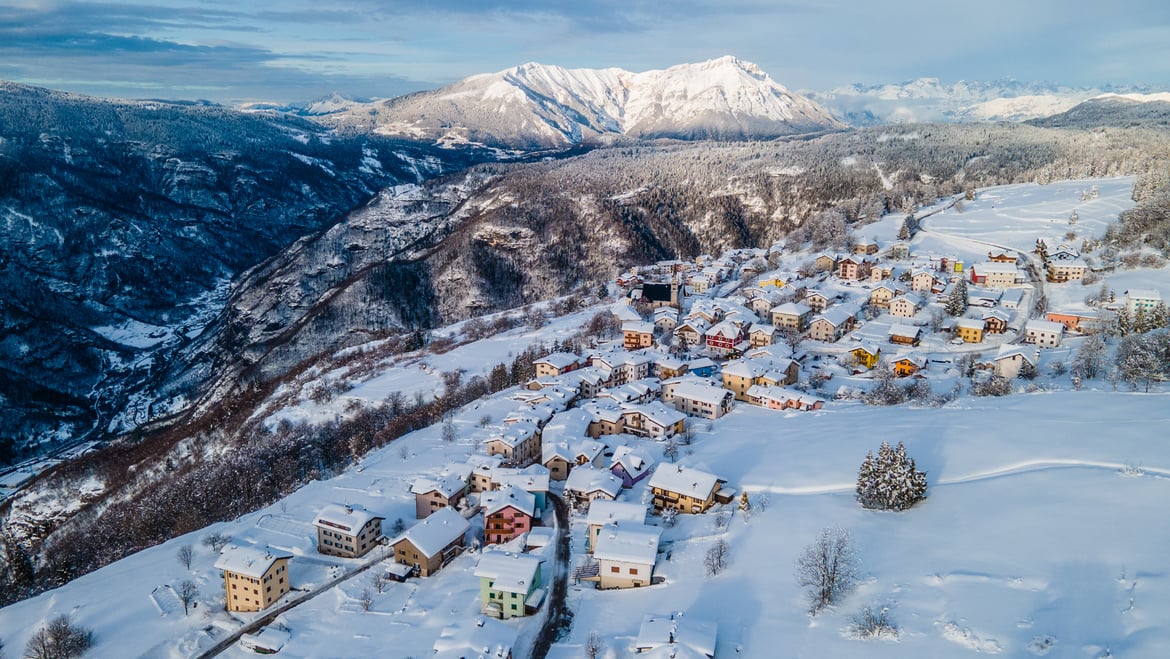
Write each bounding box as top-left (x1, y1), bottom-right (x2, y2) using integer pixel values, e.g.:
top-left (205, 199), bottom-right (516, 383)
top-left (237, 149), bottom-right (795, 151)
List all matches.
top-left (887, 324), bottom-right (922, 338)
top-left (668, 378), bottom-right (733, 405)
top-left (313, 504), bottom-right (383, 533)
top-left (593, 523), bottom-right (662, 566)
top-left (971, 261), bottom-right (1019, 275)
top-left (533, 352), bottom-right (581, 369)
top-left (623, 401), bottom-right (687, 429)
top-left (648, 465), bottom-right (721, 500)
top-left (771, 301), bottom-right (812, 316)
top-left (410, 474), bottom-right (466, 499)
top-left (852, 341), bottom-right (880, 357)
top-left (994, 344), bottom-right (1037, 365)
top-left (611, 445), bottom-right (656, 477)
top-left (704, 320), bottom-right (742, 339)
top-left (955, 317), bottom-right (985, 330)
top-left (214, 545), bottom-right (292, 579)
top-left (393, 506), bottom-right (470, 558)
top-left (481, 485), bottom-right (536, 518)
top-left (492, 465), bottom-right (550, 493)
top-left (1025, 319), bottom-right (1065, 334)
top-left (813, 306), bottom-right (855, 328)
top-left (564, 465), bottom-right (622, 499)
top-left (623, 320), bottom-right (657, 335)
top-left (474, 551), bottom-right (542, 594)
top-left (586, 500), bottom-right (647, 527)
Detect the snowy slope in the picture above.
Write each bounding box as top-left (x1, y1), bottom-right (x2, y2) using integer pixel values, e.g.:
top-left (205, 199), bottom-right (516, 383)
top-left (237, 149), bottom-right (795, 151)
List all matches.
top-left (3, 176), bottom-right (1169, 658)
top-left (320, 56), bottom-right (843, 147)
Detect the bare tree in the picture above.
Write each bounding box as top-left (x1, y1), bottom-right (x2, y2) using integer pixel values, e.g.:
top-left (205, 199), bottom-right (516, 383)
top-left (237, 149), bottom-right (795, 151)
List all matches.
top-left (358, 587), bottom-right (373, 612)
top-left (441, 417), bottom-right (457, 443)
top-left (369, 571), bottom-right (388, 594)
top-left (202, 532), bottom-right (231, 553)
top-left (796, 527), bottom-right (858, 614)
top-left (584, 631), bottom-right (604, 659)
top-left (176, 544), bottom-right (194, 571)
top-left (663, 439), bottom-right (679, 463)
top-left (705, 539), bottom-right (730, 577)
top-left (177, 580), bottom-right (199, 616)
top-left (850, 605), bottom-right (898, 639)
top-left (25, 614), bottom-right (93, 659)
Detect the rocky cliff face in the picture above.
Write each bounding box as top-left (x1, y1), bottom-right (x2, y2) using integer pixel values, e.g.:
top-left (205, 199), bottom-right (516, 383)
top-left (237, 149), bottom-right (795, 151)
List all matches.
top-left (0, 83), bottom-right (481, 458)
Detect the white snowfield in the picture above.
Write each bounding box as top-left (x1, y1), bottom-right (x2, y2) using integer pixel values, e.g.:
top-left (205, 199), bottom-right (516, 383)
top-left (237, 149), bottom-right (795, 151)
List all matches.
top-left (3, 175), bottom-right (1170, 658)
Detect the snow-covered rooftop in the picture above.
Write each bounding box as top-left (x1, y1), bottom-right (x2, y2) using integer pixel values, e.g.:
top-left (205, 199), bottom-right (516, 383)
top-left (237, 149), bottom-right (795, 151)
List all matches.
top-left (312, 503), bottom-right (383, 534)
top-left (585, 500), bottom-right (647, 527)
top-left (648, 465), bottom-right (721, 499)
top-left (214, 545), bottom-right (292, 579)
top-left (393, 506), bottom-right (470, 558)
top-left (481, 484), bottom-right (536, 518)
top-left (592, 523), bottom-right (661, 566)
top-left (473, 551), bottom-right (542, 594)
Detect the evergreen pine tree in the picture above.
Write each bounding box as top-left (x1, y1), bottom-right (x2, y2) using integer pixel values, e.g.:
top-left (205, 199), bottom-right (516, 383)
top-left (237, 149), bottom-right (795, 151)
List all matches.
top-left (857, 441), bottom-right (928, 511)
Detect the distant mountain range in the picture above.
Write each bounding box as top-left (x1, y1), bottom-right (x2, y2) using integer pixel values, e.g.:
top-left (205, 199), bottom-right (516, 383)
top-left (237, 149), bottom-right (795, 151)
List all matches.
top-left (308, 56), bottom-right (846, 148)
top-left (804, 78), bottom-right (1165, 125)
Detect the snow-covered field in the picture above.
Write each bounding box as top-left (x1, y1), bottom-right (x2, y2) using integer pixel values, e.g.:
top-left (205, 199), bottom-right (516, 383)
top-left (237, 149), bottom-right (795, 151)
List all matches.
top-left (3, 391), bottom-right (1169, 658)
top-left (2, 175), bottom-right (1169, 658)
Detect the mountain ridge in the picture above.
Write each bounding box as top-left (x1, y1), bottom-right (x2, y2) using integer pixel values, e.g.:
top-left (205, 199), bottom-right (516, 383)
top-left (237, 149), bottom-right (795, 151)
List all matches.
top-left (315, 56), bottom-right (845, 147)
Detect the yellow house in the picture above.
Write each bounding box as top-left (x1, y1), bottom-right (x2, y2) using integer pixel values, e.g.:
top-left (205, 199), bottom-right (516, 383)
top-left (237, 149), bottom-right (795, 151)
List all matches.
top-left (648, 465), bottom-right (724, 514)
top-left (955, 318), bottom-right (985, 343)
top-left (215, 546), bottom-right (293, 612)
top-left (850, 343), bottom-right (881, 370)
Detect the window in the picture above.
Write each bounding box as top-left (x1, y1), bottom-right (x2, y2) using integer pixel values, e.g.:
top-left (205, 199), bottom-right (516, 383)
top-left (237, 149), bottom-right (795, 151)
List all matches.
top-left (231, 583), bottom-right (236, 590)
top-left (611, 566), bottom-right (620, 573)
top-left (630, 568), bottom-right (638, 575)
top-left (511, 604), bottom-right (518, 611)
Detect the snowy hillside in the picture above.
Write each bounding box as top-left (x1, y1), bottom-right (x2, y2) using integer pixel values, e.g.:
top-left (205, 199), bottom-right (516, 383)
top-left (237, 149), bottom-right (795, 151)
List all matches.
top-left (318, 56), bottom-right (843, 147)
top-left (3, 173), bottom-right (1168, 658)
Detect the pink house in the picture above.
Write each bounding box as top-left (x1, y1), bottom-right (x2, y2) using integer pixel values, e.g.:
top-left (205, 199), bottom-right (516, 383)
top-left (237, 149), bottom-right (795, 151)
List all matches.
top-left (481, 485), bottom-right (536, 545)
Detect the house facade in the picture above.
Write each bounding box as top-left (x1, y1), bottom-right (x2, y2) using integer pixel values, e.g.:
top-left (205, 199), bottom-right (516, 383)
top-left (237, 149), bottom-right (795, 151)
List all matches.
top-left (648, 465), bottom-right (723, 514)
top-left (771, 302), bottom-right (812, 331)
top-left (592, 524), bottom-right (662, 589)
top-left (482, 485), bottom-right (536, 545)
top-left (215, 546), bottom-right (293, 613)
top-left (391, 506), bottom-right (470, 577)
top-left (662, 379), bottom-right (735, 419)
top-left (1024, 319), bottom-right (1064, 347)
top-left (969, 262), bottom-right (1020, 289)
top-left (410, 475), bottom-right (467, 519)
top-left (838, 256), bottom-right (873, 281)
top-left (889, 294), bottom-right (923, 318)
top-left (622, 321), bottom-right (656, 350)
top-left (475, 552), bottom-right (543, 620)
top-left (313, 504), bottom-right (384, 558)
top-left (954, 318), bottom-right (985, 343)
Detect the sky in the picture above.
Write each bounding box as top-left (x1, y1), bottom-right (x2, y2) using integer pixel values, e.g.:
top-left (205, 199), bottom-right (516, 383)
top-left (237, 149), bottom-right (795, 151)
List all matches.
top-left (2, 0), bottom-right (1169, 105)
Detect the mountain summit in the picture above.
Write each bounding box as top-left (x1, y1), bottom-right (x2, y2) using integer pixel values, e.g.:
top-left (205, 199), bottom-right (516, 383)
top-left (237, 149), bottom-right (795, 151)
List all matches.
top-left (321, 56), bottom-right (843, 147)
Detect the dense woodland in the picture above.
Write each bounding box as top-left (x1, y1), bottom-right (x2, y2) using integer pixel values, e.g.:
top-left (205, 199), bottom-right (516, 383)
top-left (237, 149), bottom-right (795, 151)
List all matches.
top-left (4, 117), bottom-right (1170, 608)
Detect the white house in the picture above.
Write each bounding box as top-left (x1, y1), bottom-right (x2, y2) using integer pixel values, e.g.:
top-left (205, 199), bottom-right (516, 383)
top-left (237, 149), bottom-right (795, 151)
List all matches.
top-left (1024, 319), bottom-right (1064, 347)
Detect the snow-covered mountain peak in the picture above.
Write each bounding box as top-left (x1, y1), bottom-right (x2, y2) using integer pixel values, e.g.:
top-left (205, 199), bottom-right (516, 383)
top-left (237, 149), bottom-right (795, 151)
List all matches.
top-left (319, 57), bottom-right (842, 147)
